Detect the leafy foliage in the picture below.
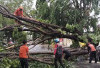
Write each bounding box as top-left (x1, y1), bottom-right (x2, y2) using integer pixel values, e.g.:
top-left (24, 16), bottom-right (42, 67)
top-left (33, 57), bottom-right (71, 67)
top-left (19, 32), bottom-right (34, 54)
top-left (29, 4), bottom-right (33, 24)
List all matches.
top-left (0, 58), bottom-right (73, 68)
top-left (0, 58), bottom-right (20, 68)
top-left (30, 60), bottom-right (73, 68)
top-left (12, 28), bottom-right (27, 44)
top-left (36, 0), bottom-right (100, 33)
top-left (0, 46), bottom-right (4, 52)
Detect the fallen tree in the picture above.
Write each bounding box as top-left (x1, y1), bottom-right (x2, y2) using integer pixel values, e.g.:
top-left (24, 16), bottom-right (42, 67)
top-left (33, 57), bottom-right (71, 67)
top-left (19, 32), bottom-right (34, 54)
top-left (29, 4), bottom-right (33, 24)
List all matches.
top-left (0, 49), bottom-right (88, 65)
top-left (0, 5), bottom-right (83, 41)
top-left (0, 5), bottom-right (89, 65)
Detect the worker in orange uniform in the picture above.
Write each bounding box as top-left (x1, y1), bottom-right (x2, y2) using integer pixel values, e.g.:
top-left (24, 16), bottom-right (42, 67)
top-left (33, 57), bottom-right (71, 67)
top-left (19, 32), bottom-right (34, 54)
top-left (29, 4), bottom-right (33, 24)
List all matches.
top-left (19, 40), bottom-right (29, 68)
top-left (88, 42), bottom-right (97, 63)
top-left (14, 6), bottom-right (24, 24)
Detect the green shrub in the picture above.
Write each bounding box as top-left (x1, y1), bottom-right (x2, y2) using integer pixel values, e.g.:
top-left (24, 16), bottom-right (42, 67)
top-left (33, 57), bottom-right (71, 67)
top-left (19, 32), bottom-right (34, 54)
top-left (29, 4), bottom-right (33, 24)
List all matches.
top-left (0, 58), bottom-right (20, 68)
top-left (0, 58), bottom-right (73, 68)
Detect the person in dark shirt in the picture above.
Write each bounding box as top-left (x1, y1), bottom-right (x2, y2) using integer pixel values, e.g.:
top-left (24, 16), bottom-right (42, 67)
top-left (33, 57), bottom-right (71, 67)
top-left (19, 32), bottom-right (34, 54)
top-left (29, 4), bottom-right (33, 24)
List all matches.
top-left (63, 49), bottom-right (71, 60)
top-left (54, 39), bottom-right (65, 68)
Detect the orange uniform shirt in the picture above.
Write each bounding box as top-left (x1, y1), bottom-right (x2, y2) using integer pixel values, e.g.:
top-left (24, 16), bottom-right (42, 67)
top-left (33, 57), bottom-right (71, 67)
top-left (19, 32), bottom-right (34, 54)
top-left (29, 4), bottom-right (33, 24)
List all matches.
top-left (19, 45), bottom-right (28, 58)
top-left (14, 8), bottom-right (23, 17)
top-left (88, 44), bottom-right (96, 51)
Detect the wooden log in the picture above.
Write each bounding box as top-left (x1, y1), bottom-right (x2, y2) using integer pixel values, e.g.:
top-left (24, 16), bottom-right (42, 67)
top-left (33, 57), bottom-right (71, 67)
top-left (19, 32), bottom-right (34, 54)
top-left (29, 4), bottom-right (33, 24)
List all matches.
top-left (0, 49), bottom-right (89, 65)
top-left (0, 49), bottom-right (88, 56)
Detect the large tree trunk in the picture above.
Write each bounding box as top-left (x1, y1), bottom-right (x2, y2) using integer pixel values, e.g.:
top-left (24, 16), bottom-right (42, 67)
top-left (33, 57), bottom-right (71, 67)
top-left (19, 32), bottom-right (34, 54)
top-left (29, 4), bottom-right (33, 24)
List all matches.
top-left (0, 49), bottom-right (88, 65)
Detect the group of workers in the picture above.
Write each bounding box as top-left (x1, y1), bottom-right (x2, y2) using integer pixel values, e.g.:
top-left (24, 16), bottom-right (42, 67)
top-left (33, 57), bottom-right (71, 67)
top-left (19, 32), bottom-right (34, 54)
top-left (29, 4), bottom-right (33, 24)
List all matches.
top-left (18, 39), bottom-right (71, 68)
top-left (13, 6), bottom-right (69, 68)
top-left (18, 39), bottom-right (100, 68)
top-left (13, 6), bottom-right (100, 68)
top-left (80, 40), bottom-right (100, 63)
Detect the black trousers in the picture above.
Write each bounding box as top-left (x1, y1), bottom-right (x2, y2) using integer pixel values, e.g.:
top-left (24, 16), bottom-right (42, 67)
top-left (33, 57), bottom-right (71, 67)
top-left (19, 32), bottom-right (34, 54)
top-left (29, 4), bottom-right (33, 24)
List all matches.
top-left (19, 58), bottom-right (28, 68)
top-left (99, 57), bottom-right (100, 61)
top-left (54, 54), bottom-right (64, 68)
top-left (89, 51), bottom-right (97, 63)
top-left (97, 51), bottom-right (100, 61)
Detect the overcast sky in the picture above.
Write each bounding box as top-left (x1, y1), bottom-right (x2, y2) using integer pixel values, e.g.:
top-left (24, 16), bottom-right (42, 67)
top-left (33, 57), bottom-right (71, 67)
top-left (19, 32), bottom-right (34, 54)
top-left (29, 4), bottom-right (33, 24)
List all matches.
top-left (32, 0), bottom-right (37, 9)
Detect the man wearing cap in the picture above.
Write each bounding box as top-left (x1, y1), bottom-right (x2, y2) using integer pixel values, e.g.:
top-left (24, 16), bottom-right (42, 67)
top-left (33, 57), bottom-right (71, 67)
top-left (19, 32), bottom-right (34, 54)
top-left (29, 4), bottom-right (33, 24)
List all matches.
top-left (14, 6), bottom-right (24, 17)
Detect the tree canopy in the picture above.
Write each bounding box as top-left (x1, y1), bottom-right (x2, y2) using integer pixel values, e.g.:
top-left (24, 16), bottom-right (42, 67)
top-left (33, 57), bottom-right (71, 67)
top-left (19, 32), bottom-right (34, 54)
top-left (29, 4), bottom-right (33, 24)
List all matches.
top-left (0, 0), bottom-right (99, 45)
top-left (0, 0), bottom-right (100, 67)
